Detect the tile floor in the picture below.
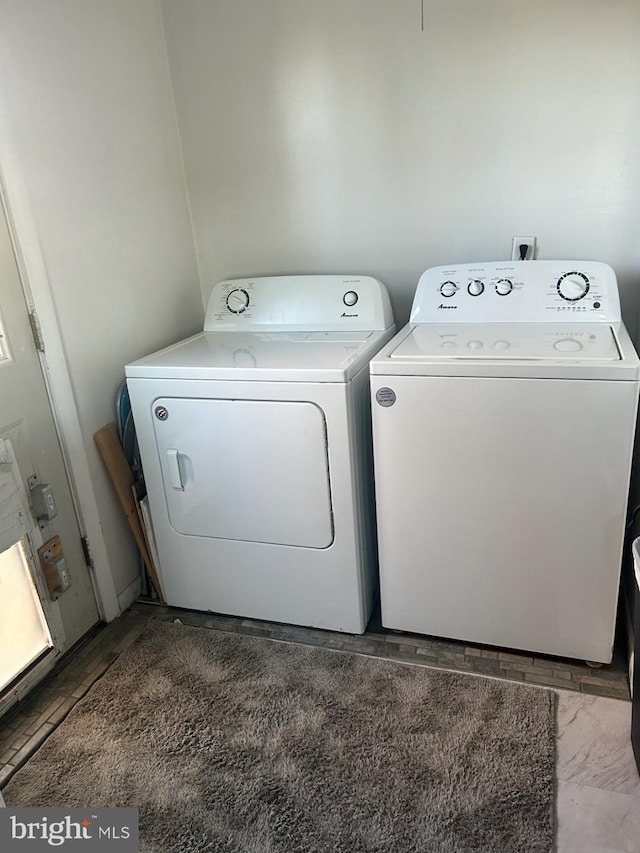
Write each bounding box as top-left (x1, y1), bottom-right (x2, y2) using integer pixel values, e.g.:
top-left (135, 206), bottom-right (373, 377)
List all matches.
top-left (1, 602), bottom-right (638, 851)
top-left (557, 693), bottom-right (640, 852)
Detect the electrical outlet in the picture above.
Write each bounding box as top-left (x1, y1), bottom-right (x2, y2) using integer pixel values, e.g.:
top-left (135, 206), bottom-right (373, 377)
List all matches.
top-left (511, 236), bottom-right (537, 261)
top-left (56, 558), bottom-right (71, 591)
top-left (37, 535), bottom-right (71, 599)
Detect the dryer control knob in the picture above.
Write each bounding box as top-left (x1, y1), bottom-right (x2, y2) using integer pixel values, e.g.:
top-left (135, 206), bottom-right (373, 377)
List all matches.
top-left (468, 279), bottom-right (484, 296)
top-left (226, 288), bottom-right (250, 313)
top-left (343, 290), bottom-right (359, 306)
top-left (440, 281), bottom-right (458, 298)
top-left (495, 279), bottom-right (513, 296)
top-left (467, 340), bottom-right (484, 349)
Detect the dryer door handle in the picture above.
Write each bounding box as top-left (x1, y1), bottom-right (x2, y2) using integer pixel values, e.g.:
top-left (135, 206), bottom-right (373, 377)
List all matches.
top-left (166, 448), bottom-right (184, 491)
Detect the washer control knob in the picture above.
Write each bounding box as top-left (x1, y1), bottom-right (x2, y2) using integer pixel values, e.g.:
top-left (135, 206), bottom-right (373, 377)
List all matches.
top-left (226, 288), bottom-right (250, 313)
top-left (467, 340), bottom-right (484, 350)
top-left (343, 290), bottom-right (358, 307)
top-left (554, 338), bottom-right (583, 353)
top-left (440, 281), bottom-right (458, 298)
top-left (495, 278), bottom-right (513, 296)
top-left (557, 272), bottom-right (590, 302)
top-left (493, 340), bottom-right (511, 350)
top-left (468, 279), bottom-right (484, 296)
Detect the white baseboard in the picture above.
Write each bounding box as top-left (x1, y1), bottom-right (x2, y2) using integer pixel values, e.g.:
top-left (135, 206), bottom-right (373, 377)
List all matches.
top-left (116, 576), bottom-right (141, 616)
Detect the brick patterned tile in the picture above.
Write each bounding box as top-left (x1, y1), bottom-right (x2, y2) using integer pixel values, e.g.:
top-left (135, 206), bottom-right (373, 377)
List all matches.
top-left (499, 652), bottom-right (535, 666)
top-left (8, 734), bottom-right (29, 752)
top-left (438, 652), bottom-right (468, 665)
top-left (73, 632), bottom-right (107, 661)
top-left (205, 618), bottom-right (242, 633)
top-left (0, 764), bottom-right (16, 787)
top-left (71, 683), bottom-right (92, 701)
top-left (47, 698), bottom-right (77, 727)
top-left (338, 638), bottom-right (387, 656)
top-left (525, 672), bottom-right (570, 688)
top-left (575, 678), bottom-right (630, 700)
top-left (462, 658), bottom-right (501, 675)
top-left (171, 612), bottom-right (210, 628)
top-left (0, 746), bottom-right (16, 765)
top-left (577, 666), bottom-right (631, 683)
top-left (499, 661), bottom-right (555, 679)
top-left (0, 727), bottom-right (16, 751)
top-left (11, 723), bottom-right (54, 767)
top-left (312, 637), bottom-right (345, 651)
top-left (80, 657), bottom-right (113, 689)
top-left (533, 657), bottom-right (591, 674)
top-left (552, 669), bottom-right (573, 681)
top-left (384, 634), bottom-right (435, 651)
top-left (465, 647), bottom-right (500, 660)
top-left (501, 669), bottom-right (526, 681)
top-left (375, 639), bottom-right (411, 653)
top-left (27, 694), bottom-right (69, 732)
top-left (112, 624), bottom-right (147, 653)
top-left (237, 625), bottom-right (280, 639)
top-left (415, 647), bottom-right (440, 661)
top-left (147, 611), bottom-right (173, 623)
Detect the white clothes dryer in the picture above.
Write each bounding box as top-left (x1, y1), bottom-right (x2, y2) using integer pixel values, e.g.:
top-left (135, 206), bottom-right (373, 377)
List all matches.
top-left (370, 261), bottom-right (639, 662)
top-left (126, 275), bottom-right (395, 633)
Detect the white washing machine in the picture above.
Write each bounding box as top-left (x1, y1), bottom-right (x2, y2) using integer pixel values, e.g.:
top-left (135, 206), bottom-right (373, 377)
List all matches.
top-left (370, 260), bottom-right (640, 662)
top-left (126, 275), bottom-right (395, 633)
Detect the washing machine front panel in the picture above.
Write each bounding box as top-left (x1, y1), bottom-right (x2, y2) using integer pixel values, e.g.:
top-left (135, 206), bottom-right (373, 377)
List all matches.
top-left (152, 397), bottom-right (333, 548)
top-left (371, 373), bottom-right (639, 662)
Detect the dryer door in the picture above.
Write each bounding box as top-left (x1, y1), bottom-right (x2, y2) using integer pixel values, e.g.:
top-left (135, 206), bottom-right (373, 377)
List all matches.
top-left (152, 397), bottom-right (333, 548)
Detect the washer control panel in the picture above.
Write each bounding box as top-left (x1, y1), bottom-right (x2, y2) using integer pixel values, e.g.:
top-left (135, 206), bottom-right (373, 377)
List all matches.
top-left (204, 275), bottom-right (394, 332)
top-left (411, 261), bottom-right (620, 323)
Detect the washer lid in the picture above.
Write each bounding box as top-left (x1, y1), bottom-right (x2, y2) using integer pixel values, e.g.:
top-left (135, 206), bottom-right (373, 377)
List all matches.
top-left (392, 323), bottom-right (621, 361)
top-left (126, 328), bottom-right (393, 382)
top-left (370, 322), bottom-right (640, 380)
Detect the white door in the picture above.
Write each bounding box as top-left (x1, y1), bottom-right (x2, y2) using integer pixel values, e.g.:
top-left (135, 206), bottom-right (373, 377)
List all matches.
top-left (0, 202), bottom-right (99, 692)
top-left (153, 397), bottom-right (334, 547)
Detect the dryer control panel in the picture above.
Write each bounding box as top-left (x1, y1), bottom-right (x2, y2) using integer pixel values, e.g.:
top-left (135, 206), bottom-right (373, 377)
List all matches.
top-left (204, 275), bottom-right (394, 332)
top-left (410, 261), bottom-right (621, 324)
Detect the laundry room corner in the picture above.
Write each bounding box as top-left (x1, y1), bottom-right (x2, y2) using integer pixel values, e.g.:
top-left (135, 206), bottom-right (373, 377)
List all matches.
top-left (0, 0), bottom-right (204, 619)
top-left (2, 1), bottom-right (640, 849)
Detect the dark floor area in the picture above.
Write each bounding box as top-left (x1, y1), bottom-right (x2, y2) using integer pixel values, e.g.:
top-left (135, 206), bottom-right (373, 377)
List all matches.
top-left (0, 599), bottom-right (630, 791)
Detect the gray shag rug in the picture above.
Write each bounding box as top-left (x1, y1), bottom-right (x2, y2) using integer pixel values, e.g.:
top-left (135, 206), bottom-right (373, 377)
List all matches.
top-left (4, 620), bottom-right (556, 852)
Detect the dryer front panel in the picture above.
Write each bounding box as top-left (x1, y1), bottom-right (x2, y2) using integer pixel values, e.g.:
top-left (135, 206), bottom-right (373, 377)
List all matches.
top-left (152, 397), bottom-right (333, 548)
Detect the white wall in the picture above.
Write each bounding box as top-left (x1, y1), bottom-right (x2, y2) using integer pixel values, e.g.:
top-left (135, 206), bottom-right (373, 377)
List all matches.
top-left (0, 0), bottom-right (203, 600)
top-left (162, 0), bottom-right (640, 330)
top-left (1, 0), bottom-right (640, 617)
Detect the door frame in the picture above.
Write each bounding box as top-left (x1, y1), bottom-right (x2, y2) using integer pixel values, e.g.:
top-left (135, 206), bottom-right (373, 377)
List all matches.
top-left (0, 105), bottom-right (119, 623)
